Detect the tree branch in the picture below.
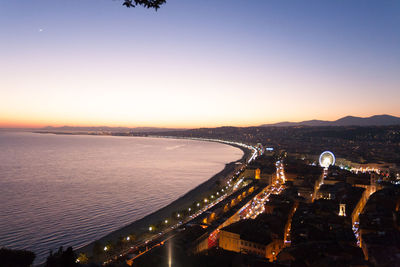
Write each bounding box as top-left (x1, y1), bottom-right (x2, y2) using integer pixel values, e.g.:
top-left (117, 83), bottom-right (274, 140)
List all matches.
top-left (123, 0), bottom-right (166, 10)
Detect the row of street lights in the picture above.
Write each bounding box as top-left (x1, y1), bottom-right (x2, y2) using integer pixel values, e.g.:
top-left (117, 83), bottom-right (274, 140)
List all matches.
top-left (147, 171), bottom-right (245, 233)
top-left (103, 141), bottom-right (258, 263)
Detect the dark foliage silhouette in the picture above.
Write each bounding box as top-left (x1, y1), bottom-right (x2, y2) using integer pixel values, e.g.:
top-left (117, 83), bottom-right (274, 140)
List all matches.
top-left (122, 0), bottom-right (166, 10)
top-left (45, 246), bottom-right (77, 267)
top-left (0, 248), bottom-right (35, 267)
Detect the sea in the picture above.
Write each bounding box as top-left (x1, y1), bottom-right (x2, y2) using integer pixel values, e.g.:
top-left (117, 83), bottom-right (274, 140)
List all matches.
top-left (0, 131), bottom-right (243, 264)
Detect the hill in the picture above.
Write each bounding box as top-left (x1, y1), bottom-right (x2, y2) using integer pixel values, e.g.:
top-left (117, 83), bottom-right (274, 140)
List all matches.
top-left (261, 115), bottom-right (400, 127)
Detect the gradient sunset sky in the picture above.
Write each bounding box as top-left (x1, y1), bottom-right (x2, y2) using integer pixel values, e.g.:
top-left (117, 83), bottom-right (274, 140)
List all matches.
top-left (1, 0), bottom-right (399, 128)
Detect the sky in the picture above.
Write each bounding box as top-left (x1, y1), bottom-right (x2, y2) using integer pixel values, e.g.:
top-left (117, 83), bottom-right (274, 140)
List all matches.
top-left (0, 0), bottom-right (399, 128)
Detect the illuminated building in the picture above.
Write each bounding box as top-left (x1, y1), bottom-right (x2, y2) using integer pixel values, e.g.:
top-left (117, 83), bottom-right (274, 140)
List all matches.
top-left (255, 168), bottom-right (261, 180)
top-left (218, 220), bottom-right (284, 262)
top-left (256, 143), bottom-right (264, 156)
top-left (338, 204), bottom-right (346, 216)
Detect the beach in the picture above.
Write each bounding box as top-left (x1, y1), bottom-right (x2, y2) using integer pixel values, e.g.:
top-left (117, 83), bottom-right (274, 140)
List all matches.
top-left (75, 140), bottom-right (251, 259)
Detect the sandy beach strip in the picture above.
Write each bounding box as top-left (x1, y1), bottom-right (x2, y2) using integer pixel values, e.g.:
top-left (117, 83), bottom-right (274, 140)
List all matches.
top-left (75, 141), bottom-right (251, 258)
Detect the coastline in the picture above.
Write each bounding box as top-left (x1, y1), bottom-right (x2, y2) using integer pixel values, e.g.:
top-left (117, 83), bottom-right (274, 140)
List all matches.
top-left (74, 136), bottom-right (252, 259)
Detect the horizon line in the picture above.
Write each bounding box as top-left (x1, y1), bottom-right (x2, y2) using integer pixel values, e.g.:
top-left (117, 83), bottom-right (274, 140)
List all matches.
top-left (0, 113), bottom-right (398, 130)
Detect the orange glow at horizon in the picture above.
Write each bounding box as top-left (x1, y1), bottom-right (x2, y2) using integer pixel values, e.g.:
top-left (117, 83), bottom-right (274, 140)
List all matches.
top-left (2, 56), bottom-right (399, 129)
top-left (1, 2), bottom-right (399, 129)
top-left (2, 110), bottom-right (399, 129)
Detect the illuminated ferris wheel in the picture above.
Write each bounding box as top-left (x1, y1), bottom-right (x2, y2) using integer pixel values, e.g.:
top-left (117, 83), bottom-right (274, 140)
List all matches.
top-left (319, 151), bottom-right (335, 168)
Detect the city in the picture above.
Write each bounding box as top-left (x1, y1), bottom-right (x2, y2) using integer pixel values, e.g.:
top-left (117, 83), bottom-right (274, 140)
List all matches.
top-left (1, 1), bottom-right (399, 267)
top-left (68, 141), bottom-right (399, 266)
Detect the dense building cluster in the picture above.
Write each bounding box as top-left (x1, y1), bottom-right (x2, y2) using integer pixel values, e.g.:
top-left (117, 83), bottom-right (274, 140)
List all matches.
top-left (118, 153), bottom-right (399, 266)
top-left (137, 125), bottom-right (400, 164)
top-left (359, 187), bottom-right (400, 265)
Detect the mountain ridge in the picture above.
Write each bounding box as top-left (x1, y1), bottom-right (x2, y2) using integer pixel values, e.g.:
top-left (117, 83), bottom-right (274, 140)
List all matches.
top-left (260, 115), bottom-right (400, 127)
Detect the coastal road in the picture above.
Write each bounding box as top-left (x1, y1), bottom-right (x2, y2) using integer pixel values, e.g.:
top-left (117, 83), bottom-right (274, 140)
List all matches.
top-left (105, 143), bottom-right (260, 265)
top-left (107, 163), bottom-right (255, 265)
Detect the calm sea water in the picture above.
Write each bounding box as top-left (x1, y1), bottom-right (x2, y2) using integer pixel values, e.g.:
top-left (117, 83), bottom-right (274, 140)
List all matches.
top-left (0, 132), bottom-right (243, 264)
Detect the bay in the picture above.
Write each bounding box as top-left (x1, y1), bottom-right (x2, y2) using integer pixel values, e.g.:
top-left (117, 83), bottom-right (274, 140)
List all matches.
top-left (0, 132), bottom-right (243, 264)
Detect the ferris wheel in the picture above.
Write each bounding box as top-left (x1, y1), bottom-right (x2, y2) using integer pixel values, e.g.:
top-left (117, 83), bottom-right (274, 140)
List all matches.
top-left (319, 151), bottom-right (335, 168)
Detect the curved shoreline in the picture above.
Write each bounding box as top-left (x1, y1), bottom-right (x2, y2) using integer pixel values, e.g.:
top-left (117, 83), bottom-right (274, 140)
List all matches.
top-left (74, 137), bottom-right (252, 259)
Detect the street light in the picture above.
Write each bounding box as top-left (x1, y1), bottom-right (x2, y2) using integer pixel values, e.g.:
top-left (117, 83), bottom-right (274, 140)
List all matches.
top-left (104, 246), bottom-right (108, 251)
top-left (149, 226), bottom-right (153, 231)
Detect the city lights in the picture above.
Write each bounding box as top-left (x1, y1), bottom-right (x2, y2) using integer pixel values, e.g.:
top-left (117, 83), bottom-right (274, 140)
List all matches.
top-left (1, 1), bottom-right (397, 265)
